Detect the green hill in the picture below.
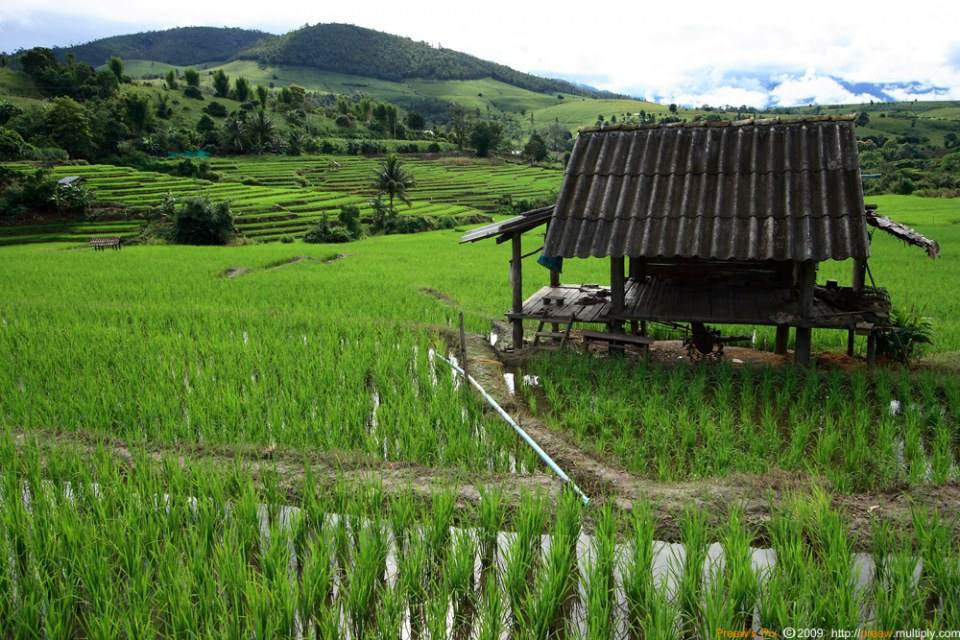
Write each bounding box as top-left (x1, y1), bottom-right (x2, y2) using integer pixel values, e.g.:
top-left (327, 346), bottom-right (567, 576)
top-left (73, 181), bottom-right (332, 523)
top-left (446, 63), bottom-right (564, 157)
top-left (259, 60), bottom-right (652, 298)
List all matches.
top-left (236, 23), bottom-right (609, 98)
top-left (54, 27), bottom-right (274, 67)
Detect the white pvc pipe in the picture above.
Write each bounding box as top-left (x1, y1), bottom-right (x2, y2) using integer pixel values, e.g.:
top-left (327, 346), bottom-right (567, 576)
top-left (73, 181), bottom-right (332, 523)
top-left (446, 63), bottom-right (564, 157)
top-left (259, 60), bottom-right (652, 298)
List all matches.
top-left (435, 352), bottom-right (590, 505)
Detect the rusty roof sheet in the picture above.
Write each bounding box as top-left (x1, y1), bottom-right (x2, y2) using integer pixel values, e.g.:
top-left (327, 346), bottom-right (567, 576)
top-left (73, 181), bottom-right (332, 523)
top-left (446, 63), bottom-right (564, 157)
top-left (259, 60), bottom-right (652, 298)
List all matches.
top-left (544, 117), bottom-right (869, 261)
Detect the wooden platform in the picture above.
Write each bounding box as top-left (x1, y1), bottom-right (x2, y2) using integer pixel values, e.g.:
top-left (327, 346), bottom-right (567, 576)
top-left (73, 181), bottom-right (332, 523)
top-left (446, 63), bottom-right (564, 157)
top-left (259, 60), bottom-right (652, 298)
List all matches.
top-left (510, 279), bottom-right (889, 329)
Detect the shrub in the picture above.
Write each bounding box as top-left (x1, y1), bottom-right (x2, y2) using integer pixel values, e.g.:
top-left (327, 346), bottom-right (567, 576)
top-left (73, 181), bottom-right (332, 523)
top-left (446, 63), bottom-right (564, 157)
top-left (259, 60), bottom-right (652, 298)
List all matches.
top-left (303, 217), bottom-right (354, 244)
top-left (54, 182), bottom-right (91, 216)
top-left (335, 114), bottom-right (354, 128)
top-left (280, 235), bottom-right (294, 244)
top-left (169, 197), bottom-right (236, 245)
top-left (0, 127), bottom-right (25, 160)
top-left (204, 102), bottom-right (228, 117)
top-left (183, 86), bottom-right (203, 100)
top-left (427, 142), bottom-right (441, 153)
top-left (876, 306), bottom-right (933, 364)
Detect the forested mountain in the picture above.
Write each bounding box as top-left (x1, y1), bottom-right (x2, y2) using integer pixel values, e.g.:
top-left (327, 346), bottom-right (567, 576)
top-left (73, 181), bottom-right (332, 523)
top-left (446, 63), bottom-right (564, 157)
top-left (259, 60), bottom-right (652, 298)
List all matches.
top-left (54, 27), bottom-right (274, 67)
top-left (237, 23), bottom-right (609, 98)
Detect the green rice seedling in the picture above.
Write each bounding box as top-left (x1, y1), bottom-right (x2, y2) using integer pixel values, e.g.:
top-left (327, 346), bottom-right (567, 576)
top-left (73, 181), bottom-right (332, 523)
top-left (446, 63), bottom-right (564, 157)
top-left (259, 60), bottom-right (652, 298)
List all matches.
top-left (870, 520), bottom-right (926, 628)
top-left (345, 520), bottom-right (388, 638)
top-left (585, 503), bottom-right (617, 639)
top-left (912, 508), bottom-right (960, 625)
top-left (676, 506), bottom-right (710, 636)
top-left (425, 579), bottom-right (452, 640)
top-left (375, 582), bottom-right (406, 639)
top-left (503, 492), bottom-right (548, 631)
top-left (522, 488), bottom-right (582, 639)
top-left (425, 489), bottom-right (457, 580)
top-left (623, 499), bottom-right (656, 638)
top-left (264, 522), bottom-right (299, 637)
top-left (476, 486), bottom-right (506, 580)
top-left (300, 533), bottom-right (335, 634)
top-left (398, 531), bottom-right (430, 639)
top-left (446, 529), bottom-right (479, 639)
top-left (720, 507), bottom-right (757, 631)
top-left (475, 573), bottom-right (506, 640)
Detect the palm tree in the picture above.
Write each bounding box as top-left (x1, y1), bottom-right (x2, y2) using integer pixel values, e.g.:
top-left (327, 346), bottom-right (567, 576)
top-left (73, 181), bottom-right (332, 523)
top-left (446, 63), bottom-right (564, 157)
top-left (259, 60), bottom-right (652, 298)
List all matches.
top-left (372, 154), bottom-right (415, 217)
top-left (249, 110), bottom-right (275, 154)
top-left (221, 116), bottom-right (245, 153)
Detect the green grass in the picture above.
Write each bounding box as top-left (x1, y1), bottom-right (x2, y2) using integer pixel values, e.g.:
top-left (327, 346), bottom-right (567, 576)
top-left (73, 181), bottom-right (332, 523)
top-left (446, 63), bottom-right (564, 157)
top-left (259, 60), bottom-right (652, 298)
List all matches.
top-left (4, 438), bottom-right (960, 636)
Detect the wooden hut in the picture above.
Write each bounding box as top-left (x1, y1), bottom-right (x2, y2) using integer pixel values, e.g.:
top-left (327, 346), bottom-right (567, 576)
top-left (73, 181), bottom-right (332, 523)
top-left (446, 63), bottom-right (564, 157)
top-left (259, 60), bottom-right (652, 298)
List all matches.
top-left (463, 116), bottom-right (938, 366)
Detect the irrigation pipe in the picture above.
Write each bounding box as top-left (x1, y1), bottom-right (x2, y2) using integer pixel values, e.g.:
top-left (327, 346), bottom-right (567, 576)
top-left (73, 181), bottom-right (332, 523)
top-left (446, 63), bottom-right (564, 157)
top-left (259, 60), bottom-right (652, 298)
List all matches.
top-left (434, 352), bottom-right (590, 505)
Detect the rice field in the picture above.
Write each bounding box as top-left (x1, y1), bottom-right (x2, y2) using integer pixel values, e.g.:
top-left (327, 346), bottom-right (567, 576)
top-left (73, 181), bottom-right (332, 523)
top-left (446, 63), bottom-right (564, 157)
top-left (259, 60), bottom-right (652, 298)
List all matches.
top-left (526, 351), bottom-right (960, 493)
top-left (2, 186), bottom-right (960, 635)
top-left (4, 435), bottom-right (960, 637)
top-left (0, 154), bottom-right (562, 245)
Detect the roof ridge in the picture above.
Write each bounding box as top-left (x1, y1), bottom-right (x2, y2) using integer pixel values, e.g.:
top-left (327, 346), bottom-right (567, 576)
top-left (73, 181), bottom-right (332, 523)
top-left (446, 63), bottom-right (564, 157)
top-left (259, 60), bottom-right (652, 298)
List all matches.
top-left (579, 114), bottom-right (857, 134)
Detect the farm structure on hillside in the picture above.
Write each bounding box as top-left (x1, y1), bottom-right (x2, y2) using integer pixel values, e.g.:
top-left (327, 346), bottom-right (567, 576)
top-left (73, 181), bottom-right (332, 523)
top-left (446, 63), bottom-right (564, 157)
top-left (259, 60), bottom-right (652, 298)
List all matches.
top-left (464, 116), bottom-right (938, 366)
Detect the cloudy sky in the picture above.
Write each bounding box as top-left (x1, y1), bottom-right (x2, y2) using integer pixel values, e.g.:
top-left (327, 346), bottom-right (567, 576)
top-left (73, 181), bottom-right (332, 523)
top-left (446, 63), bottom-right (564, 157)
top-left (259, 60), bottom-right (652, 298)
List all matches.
top-left (2, 0), bottom-right (958, 108)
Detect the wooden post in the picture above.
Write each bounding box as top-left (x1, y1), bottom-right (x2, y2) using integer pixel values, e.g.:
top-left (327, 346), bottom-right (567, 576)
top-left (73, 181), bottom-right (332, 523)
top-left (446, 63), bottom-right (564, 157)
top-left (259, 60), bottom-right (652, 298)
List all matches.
top-left (794, 261), bottom-right (816, 367)
top-left (798, 260), bottom-right (817, 319)
top-left (795, 327), bottom-right (812, 366)
top-left (775, 325), bottom-right (790, 355)
top-left (852, 258), bottom-right (867, 292)
top-left (610, 256), bottom-right (625, 333)
top-left (458, 311), bottom-right (468, 379)
top-left (846, 326), bottom-right (856, 356)
top-left (510, 233), bottom-right (524, 350)
top-left (609, 256), bottom-right (625, 355)
top-left (866, 329), bottom-right (877, 370)
top-left (549, 268), bottom-right (560, 333)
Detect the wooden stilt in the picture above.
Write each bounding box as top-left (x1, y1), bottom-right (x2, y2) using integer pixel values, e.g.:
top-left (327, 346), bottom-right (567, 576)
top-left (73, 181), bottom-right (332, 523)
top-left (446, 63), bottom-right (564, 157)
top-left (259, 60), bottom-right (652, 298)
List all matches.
top-left (846, 328), bottom-right (856, 356)
top-left (775, 325), bottom-right (790, 355)
top-left (609, 256), bottom-right (625, 355)
top-left (866, 329), bottom-right (877, 369)
top-left (795, 327), bottom-right (812, 366)
top-left (510, 233), bottom-right (523, 350)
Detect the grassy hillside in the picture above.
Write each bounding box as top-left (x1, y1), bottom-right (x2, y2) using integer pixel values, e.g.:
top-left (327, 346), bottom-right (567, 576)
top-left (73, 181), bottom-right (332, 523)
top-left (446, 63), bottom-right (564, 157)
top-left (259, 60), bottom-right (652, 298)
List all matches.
top-left (54, 27), bottom-right (274, 67)
top-left (238, 23), bottom-right (607, 98)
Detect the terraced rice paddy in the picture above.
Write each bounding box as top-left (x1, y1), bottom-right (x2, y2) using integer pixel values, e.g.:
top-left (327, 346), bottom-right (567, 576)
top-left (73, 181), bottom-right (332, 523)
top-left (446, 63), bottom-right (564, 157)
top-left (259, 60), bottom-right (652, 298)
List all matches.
top-left (0, 155), bottom-right (563, 244)
top-left (5, 436), bottom-right (960, 637)
top-left (3, 166), bottom-right (960, 635)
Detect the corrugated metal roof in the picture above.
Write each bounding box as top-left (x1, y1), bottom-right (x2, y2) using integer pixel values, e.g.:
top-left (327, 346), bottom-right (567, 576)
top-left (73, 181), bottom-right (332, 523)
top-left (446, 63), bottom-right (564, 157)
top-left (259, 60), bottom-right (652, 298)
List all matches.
top-left (460, 205), bottom-right (553, 243)
top-left (544, 117), bottom-right (869, 261)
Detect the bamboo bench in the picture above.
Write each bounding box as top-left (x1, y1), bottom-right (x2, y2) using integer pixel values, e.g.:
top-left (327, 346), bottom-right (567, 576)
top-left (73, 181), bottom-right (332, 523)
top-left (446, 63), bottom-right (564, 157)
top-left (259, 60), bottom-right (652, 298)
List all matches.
top-left (89, 237), bottom-right (122, 251)
top-left (580, 329), bottom-right (654, 351)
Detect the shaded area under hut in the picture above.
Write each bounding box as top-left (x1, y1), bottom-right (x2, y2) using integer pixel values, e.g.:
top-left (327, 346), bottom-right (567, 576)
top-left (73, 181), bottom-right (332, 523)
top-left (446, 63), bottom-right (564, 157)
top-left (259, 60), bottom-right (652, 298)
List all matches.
top-left (463, 116), bottom-right (939, 367)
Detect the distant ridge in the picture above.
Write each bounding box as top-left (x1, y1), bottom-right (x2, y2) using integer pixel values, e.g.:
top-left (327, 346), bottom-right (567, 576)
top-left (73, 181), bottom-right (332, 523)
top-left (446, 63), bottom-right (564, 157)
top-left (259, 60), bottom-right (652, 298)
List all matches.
top-left (237, 23), bottom-right (615, 98)
top-left (53, 26), bottom-right (275, 67)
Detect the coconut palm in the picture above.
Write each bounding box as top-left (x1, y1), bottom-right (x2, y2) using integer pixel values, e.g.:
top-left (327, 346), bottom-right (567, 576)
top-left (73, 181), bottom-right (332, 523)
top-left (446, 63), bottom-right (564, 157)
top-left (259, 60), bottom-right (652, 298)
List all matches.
top-left (249, 110), bottom-right (275, 154)
top-left (372, 154), bottom-right (415, 217)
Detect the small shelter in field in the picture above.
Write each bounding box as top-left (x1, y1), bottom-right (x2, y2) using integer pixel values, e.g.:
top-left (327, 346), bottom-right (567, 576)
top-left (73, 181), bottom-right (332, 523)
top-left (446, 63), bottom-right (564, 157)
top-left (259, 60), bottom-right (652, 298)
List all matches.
top-left (463, 115), bottom-right (938, 366)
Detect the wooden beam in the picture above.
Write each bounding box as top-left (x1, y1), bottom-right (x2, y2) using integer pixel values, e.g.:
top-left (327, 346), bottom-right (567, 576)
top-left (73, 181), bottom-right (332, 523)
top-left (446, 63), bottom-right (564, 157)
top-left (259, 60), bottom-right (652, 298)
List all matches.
top-left (795, 327), bottom-right (812, 366)
top-left (852, 258), bottom-right (867, 292)
top-left (775, 325), bottom-right (790, 355)
top-left (511, 233), bottom-right (524, 350)
top-left (797, 261), bottom-right (817, 318)
top-left (866, 329), bottom-right (877, 369)
top-left (846, 327), bottom-right (856, 356)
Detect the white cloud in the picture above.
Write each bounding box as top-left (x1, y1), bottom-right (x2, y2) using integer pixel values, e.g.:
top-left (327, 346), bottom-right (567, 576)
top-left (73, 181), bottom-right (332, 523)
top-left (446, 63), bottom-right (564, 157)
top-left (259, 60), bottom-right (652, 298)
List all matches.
top-left (770, 71), bottom-right (878, 107)
top-left (1, 0), bottom-right (959, 106)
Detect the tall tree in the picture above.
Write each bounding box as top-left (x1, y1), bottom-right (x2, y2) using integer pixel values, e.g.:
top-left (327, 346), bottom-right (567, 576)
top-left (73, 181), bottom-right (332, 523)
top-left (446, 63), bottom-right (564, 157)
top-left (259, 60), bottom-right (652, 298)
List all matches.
top-left (212, 70), bottom-right (230, 98)
top-left (249, 110), bottom-right (275, 154)
top-left (469, 121), bottom-right (503, 158)
top-left (372, 154), bottom-right (415, 218)
top-left (183, 69), bottom-right (200, 88)
top-left (108, 57), bottom-right (124, 83)
top-left (233, 77), bottom-right (250, 103)
top-left (46, 97), bottom-right (94, 159)
top-left (164, 70), bottom-right (178, 90)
